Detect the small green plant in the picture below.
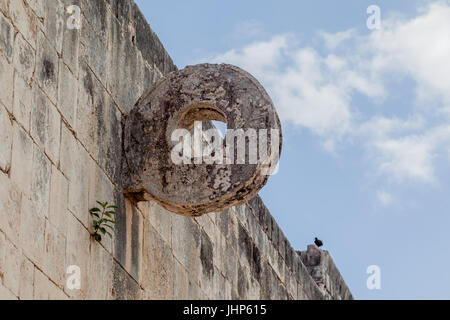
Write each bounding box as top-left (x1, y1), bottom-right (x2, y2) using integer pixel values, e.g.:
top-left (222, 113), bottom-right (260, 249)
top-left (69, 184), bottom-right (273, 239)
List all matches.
top-left (89, 201), bottom-right (117, 242)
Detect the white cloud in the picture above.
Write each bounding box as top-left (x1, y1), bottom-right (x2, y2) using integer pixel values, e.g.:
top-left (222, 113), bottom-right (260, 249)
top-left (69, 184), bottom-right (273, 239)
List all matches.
top-left (367, 1), bottom-right (450, 105)
top-left (377, 190), bottom-right (394, 206)
top-left (206, 1), bottom-right (450, 184)
top-left (319, 29), bottom-right (356, 50)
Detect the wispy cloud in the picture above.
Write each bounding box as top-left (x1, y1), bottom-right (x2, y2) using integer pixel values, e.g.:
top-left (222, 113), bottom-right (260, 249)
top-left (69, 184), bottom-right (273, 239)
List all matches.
top-left (377, 190), bottom-right (394, 206)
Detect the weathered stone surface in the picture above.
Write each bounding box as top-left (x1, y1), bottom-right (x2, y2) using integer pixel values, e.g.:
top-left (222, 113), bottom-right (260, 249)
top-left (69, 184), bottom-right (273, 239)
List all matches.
top-left (13, 33), bottom-right (35, 85)
top-left (19, 196), bottom-right (46, 268)
top-left (0, 104), bottom-right (12, 173)
top-left (0, 11), bottom-right (14, 62)
top-left (111, 262), bottom-right (141, 300)
top-left (57, 61), bottom-right (77, 128)
top-left (141, 222), bottom-right (173, 299)
top-left (122, 63), bottom-right (283, 217)
top-left (49, 167), bottom-right (69, 234)
top-left (88, 242), bottom-right (112, 299)
top-left (299, 245), bottom-right (353, 300)
top-left (35, 31), bottom-right (58, 104)
top-left (9, 0), bottom-right (37, 48)
top-left (13, 74), bottom-right (32, 131)
top-left (44, 220), bottom-right (66, 287)
top-left (60, 0), bottom-right (80, 75)
top-left (0, 0), bottom-right (8, 16)
top-left (65, 211), bottom-right (90, 299)
top-left (2, 239), bottom-right (22, 296)
top-left (171, 214), bottom-right (201, 281)
top-left (31, 146), bottom-right (51, 218)
top-left (42, 0), bottom-right (64, 54)
top-left (34, 268), bottom-right (67, 300)
top-left (19, 255), bottom-right (34, 300)
top-left (60, 125), bottom-right (90, 227)
top-left (0, 173), bottom-right (21, 246)
top-left (0, 49), bottom-right (14, 110)
top-left (1, 0), bottom-right (352, 301)
top-left (31, 86), bottom-right (61, 163)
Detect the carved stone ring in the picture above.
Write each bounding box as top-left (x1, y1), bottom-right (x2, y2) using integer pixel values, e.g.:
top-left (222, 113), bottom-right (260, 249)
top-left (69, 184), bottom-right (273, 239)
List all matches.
top-left (122, 63), bottom-right (282, 216)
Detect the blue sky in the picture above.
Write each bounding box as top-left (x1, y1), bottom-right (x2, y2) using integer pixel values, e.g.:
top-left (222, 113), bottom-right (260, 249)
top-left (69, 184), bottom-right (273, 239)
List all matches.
top-left (135, 0), bottom-right (450, 299)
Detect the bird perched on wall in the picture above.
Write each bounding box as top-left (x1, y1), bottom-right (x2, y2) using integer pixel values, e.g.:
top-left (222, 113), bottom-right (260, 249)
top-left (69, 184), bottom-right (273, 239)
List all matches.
top-left (314, 237), bottom-right (323, 248)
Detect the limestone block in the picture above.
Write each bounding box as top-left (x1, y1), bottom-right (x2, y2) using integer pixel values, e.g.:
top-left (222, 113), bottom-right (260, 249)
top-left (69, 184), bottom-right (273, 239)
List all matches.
top-left (212, 267), bottom-right (226, 300)
top-left (171, 214), bottom-right (201, 281)
top-left (87, 243), bottom-right (112, 299)
top-left (113, 197), bottom-right (142, 280)
top-left (107, 14), bottom-right (144, 113)
top-left (80, 15), bottom-right (108, 86)
top-left (49, 166), bottom-right (68, 234)
top-left (12, 74), bottom-right (32, 131)
top-left (0, 49), bottom-right (13, 111)
top-left (25, 0), bottom-right (44, 22)
top-left (98, 100), bottom-right (122, 183)
top-left (223, 238), bottom-right (238, 288)
top-left (10, 124), bottom-right (33, 195)
top-left (286, 268), bottom-right (298, 299)
top-left (173, 260), bottom-right (189, 300)
top-left (111, 262), bottom-right (141, 300)
top-left (60, 0), bottom-right (80, 75)
top-left (0, 104), bottom-right (12, 173)
top-left (33, 268), bottom-right (65, 300)
top-left (2, 239), bottom-right (21, 296)
top-left (0, 0), bottom-right (8, 16)
top-left (31, 146), bottom-right (51, 218)
top-left (9, 0), bottom-right (37, 48)
top-left (19, 256), bottom-right (34, 300)
top-left (187, 279), bottom-right (201, 300)
top-left (35, 31), bottom-right (58, 104)
top-left (43, 0), bottom-right (64, 54)
top-left (31, 86), bottom-right (61, 164)
top-left (57, 61), bottom-right (77, 129)
top-left (107, 0), bottom-right (133, 26)
top-left (141, 222), bottom-right (173, 299)
top-left (211, 227), bottom-right (225, 273)
top-left (199, 229), bottom-right (214, 295)
top-left (145, 201), bottom-right (172, 245)
top-left (13, 33), bottom-right (35, 85)
top-left (76, 61), bottom-right (111, 163)
top-left (0, 11), bottom-right (14, 62)
top-left (65, 211), bottom-right (90, 299)
top-left (19, 196), bottom-right (46, 268)
top-left (122, 64), bottom-right (282, 217)
top-left (0, 284), bottom-right (16, 300)
top-left (237, 222), bottom-right (253, 269)
top-left (275, 247), bottom-right (286, 284)
top-left (0, 172), bottom-right (21, 245)
top-left (44, 220), bottom-right (66, 287)
top-left (81, 0), bottom-right (108, 40)
top-left (60, 126), bottom-right (90, 227)
top-left (195, 214), bottom-right (215, 245)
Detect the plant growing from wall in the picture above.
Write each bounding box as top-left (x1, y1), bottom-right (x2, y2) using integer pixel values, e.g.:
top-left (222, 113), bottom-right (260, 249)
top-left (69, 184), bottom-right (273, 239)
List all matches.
top-left (89, 201), bottom-right (117, 242)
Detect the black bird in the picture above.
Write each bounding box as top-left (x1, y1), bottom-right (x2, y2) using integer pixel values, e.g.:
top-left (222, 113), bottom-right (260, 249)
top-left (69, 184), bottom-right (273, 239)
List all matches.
top-left (314, 237), bottom-right (323, 248)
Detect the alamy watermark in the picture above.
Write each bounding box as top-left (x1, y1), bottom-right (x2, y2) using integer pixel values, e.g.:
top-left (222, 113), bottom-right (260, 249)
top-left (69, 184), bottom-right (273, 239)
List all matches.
top-left (366, 265), bottom-right (381, 290)
top-left (66, 5), bottom-right (82, 30)
top-left (66, 265), bottom-right (81, 290)
top-left (367, 5), bottom-right (381, 30)
top-left (170, 121), bottom-right (280, 176)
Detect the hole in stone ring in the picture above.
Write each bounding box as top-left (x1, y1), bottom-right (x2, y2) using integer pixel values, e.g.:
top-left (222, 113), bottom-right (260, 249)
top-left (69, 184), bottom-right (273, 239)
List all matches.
top-left (177, 102), bottom-right (227, 130)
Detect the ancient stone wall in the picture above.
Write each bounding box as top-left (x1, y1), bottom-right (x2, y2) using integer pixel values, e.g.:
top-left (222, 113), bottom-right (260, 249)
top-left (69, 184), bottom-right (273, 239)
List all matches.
top-left (0, 0), bottom-right (351, 299)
